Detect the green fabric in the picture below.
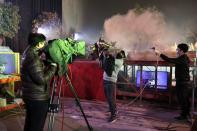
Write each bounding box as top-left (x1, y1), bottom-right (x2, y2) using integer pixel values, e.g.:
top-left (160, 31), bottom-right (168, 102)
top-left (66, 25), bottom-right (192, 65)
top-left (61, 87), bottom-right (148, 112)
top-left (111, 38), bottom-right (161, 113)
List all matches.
top-left (45, 38), bottom-right (85, 76)
top-left (73, 41), bottom-right (86, 55)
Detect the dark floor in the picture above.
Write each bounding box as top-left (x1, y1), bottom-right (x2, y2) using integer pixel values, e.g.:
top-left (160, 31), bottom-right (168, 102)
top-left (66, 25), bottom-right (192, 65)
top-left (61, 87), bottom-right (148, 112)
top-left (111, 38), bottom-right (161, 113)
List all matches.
top-left (0, 98), bottom-right (194, 131)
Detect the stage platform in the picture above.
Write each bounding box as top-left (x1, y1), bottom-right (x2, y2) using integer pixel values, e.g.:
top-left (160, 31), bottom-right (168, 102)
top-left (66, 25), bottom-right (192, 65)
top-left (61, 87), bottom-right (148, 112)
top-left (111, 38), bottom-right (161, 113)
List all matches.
top-left (0, 98), bottom-right (192, 131)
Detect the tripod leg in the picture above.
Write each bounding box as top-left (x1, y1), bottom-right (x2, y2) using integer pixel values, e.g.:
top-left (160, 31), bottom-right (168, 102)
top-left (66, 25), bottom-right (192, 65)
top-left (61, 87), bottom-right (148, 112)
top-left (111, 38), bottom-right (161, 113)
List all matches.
top-left (48, 112), bottom-right (53, 131)
top-left (57, 77), bottom-right (63, 105)
top-left (48, 111), bottom-right (56, 131)
top-left (48, 77), bottom-right (60, 131)
top-left (48, 78), bottom-right (56, 131)
top-left (50, 77), bottom-right (57, 105)
top-left (51, 112), bottom-right (56, 130)
top-left (65, 73), bottom-right (93, 131)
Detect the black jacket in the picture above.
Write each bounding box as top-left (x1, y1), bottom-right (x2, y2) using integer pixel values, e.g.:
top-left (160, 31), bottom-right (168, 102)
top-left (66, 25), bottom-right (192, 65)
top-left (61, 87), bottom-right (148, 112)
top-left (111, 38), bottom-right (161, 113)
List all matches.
top-left (160, 54), bottom-right (190, 82)
top-left (21, 46), bottom-right (56, 101)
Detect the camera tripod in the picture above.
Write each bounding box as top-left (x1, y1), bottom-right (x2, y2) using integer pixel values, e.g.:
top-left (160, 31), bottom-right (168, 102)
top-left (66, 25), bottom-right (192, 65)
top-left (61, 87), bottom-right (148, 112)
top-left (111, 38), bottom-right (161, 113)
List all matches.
top-left (47, 73), bottom-right (93, 131)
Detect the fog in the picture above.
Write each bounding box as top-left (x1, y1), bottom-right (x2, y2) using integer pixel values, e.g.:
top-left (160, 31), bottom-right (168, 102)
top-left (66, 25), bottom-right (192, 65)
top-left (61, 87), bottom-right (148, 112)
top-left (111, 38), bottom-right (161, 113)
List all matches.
top-left (104, 8), bottom-right (186, 52)
top-left (62, 0), bottom-right (197, 53)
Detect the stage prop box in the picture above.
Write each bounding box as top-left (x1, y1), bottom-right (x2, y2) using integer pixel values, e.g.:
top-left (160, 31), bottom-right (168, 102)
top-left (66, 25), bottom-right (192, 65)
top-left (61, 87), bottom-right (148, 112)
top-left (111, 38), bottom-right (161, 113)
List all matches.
top-left (62, 61), bottom-right (106, 101)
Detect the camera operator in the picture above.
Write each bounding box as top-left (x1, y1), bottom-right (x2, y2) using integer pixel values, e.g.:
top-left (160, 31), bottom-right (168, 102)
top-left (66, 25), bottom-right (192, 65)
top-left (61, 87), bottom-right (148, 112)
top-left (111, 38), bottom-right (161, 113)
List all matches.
top-left (21, 33), bottom-right (57, 131)
top-left (101, 49), bottom-right (125, 123)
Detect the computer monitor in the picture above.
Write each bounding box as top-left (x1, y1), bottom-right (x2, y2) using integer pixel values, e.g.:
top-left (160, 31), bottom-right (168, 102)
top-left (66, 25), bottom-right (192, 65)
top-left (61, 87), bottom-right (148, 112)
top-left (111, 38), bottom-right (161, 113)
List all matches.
top-left (136, 70), bottom-right (169, 90)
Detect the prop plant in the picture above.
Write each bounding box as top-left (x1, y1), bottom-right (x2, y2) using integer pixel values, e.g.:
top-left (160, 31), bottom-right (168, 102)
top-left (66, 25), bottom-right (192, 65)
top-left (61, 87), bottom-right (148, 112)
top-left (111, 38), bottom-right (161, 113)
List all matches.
top-left (0, 2), bottom-right (21, 42)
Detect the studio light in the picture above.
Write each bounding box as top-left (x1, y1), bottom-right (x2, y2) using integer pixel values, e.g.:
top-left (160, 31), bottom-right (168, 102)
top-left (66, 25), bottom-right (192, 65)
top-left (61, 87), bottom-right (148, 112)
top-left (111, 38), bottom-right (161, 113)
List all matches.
top-left (74, 33), bottom-right (79, 40)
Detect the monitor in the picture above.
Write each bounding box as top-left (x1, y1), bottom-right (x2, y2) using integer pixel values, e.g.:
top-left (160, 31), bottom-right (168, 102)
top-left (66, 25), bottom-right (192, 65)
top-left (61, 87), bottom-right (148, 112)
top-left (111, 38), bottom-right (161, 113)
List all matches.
top-left (136, 70), bottom-right (169, 90)
top-left (0, 52), bottom-right (20, 75)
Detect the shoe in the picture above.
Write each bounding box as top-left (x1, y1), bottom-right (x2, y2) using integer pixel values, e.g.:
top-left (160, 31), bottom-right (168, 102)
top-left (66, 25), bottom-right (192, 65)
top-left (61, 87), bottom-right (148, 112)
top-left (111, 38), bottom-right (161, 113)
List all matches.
top-left (108, 115), bottom-right (117, 123)
top-left (185, 114), bottom-right (192, 124)
top-left (174, 116), bottom-right (187, 120)
top-left (174, 115), bottom-right (192, 124)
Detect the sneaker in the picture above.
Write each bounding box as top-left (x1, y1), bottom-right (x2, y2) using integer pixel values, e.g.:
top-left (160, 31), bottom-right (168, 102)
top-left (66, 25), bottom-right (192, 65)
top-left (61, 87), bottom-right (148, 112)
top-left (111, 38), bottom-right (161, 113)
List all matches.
top-left (186, 117), bottom-right (192, 125)
top-left (108, 116), bottom-right (117, 123)
top-left (174, 115), bottom-right (187, 120)
top-left (175, 115), bottom-right (193, 124)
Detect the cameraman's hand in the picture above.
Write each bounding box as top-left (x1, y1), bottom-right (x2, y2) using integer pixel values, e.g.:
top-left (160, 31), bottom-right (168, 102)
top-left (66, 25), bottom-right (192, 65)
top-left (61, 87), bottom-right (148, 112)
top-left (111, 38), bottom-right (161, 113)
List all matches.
top-left (50, 63), bottom-right (60, 76)
top-left (50, 63), bottom-right (57, 67)
top-left (50, 62), bottom-right (58, 74)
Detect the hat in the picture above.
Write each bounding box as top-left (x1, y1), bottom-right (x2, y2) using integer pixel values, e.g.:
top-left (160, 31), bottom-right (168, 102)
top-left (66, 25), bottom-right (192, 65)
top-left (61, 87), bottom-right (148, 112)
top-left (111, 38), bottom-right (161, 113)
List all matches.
top-left (28, 33), bottom-right (46, 46)
top-left (177, 43), bottom-right (189, 53)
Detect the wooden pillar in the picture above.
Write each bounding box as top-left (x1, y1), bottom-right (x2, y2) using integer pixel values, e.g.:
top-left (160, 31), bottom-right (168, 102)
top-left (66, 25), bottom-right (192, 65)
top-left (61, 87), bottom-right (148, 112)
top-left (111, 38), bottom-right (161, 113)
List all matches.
top-left (132, 65), bottom-right (135, 82)
top-left (155, 65), bottom-right (158, 95)
top-left (169, 66), bottom-right (173, 105)
top-left (140, 65), bottom-right (143, 101)
top-left (123, 64), bottom-right (128, 77)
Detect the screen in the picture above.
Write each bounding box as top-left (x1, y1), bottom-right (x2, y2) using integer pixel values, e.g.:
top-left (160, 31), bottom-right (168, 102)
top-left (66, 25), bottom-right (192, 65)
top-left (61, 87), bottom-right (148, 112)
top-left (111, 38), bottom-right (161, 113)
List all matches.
top-left (0, 53), bottom-right (20, 74)
top-left (136, 70), bottom-right (169, 90)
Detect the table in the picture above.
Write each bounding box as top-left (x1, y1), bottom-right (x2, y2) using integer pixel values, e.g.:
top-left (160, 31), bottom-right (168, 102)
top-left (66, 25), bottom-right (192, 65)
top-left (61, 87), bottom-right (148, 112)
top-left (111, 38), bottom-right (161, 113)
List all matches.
top-left (0, 103), bottom-right (20, 112)
top-left (0, 75), bottom-right (21, 112)
top-left (0, 75), bottom-right (20, 84)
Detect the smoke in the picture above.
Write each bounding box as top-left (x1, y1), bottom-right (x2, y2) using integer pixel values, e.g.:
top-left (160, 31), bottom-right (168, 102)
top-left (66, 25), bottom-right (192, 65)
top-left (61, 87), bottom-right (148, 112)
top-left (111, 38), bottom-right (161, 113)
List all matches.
top-left (33, 12), bottom-right (62, 41)
top-left (38, 23), bottom-right (61, 41)
top-left (104, 8), bottom-right (187, 52)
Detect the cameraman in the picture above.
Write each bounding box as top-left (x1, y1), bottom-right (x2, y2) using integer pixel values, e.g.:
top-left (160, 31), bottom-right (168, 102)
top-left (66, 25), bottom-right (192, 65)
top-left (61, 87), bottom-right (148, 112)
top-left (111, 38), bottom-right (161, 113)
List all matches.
top-left (21, 33), bottom-right (57, 131)
top-left (101, 49), bottom-right (125, 123)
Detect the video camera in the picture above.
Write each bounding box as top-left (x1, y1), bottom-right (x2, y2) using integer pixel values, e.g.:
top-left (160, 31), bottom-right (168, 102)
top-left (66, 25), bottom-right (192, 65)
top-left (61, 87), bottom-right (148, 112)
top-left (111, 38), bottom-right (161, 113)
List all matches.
top-left (44, 37), bottom-right (85, 76)
top-left (44, 38), bottom-right (92, 131)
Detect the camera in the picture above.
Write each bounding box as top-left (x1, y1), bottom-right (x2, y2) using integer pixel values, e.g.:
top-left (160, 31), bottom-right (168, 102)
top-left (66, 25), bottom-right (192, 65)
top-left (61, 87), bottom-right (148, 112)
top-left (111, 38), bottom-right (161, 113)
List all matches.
top-left (44, 38), bottom-right (85, 76)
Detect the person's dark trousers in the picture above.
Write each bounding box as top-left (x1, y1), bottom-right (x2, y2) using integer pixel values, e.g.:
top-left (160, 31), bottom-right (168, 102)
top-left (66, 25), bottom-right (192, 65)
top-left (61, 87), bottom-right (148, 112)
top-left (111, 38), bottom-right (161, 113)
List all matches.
top-left (103, 80), bottom-right (116, 116)
top-left (176, 81), bottom-right (191, 117)
top-left (23, 99), bottom-right (49, 131)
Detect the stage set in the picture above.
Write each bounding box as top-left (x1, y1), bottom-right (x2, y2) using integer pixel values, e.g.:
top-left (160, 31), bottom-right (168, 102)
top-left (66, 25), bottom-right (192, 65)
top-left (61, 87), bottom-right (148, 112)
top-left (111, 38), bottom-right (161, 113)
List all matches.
top-left (0, 55), bottom-right (197, 130)
top-left (63, 52), bottom-right (197, 105)
top-left (1, 0), bottom-right (197, 131)
top-left (52, 53), bottom-right (197, 131)
top-left (0, 59), bottom-right (196, 131)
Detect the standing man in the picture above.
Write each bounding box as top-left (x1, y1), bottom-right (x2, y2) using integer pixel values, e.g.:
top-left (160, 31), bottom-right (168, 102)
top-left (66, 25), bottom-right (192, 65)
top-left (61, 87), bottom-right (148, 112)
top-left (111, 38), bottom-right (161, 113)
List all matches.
top-left (21, 33), bottom-right (57, 131)
top-left (101, 49), bottom-right (125, 123)
top-left (155, 43), bottom-right (191, 121)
